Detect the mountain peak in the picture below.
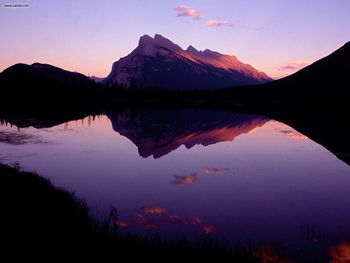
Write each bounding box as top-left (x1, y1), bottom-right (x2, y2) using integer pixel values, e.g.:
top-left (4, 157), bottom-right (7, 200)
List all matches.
top-left (154, 34), bottom-right (168, 41)
top-left (138, 34), bottom-right (153, 45)
top-left (187, 45), bottom-right (198, 54)
top-left (137, 34), bottom-right (182, 54)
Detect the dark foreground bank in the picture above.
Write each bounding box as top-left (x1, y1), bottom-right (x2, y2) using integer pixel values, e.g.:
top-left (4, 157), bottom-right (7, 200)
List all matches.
top-left (0, 163), bottom-right (265, 262)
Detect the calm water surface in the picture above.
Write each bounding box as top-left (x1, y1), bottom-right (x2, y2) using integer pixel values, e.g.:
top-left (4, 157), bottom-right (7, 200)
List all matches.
top-left (1, 109), bottom-right (350, 261)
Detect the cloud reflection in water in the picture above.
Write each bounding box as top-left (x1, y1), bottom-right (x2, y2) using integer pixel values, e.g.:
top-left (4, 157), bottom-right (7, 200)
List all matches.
top-left (116, 206), bottom-right (214, 235)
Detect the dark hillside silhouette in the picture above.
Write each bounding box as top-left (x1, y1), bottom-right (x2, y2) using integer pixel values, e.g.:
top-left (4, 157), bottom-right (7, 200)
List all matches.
top-left (0, 63), bottom-right (100, 98)
top-left (220, 41), bottom-right (350, 101)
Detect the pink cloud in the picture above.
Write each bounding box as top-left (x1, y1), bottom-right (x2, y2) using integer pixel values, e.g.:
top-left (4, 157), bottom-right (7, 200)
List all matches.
top-left (206, 20), bottom-right (233, 27)
top-left (201, 168), bottom-right (227, 174)
top-left (115, 206), bottom-right (214, 235)
top-left (203, 224), bottom-right (215, 234)
top-left (330, 241), bottom-right (350, 263)
top-left (174, 5), bottom-right (201, 20)
top-left (116, 220), bottom-right (129, 228)
top-left (172, 173), bottom-right (197, 186)
top-left (139, 206), bottom-right (167, 215)
top-left (277, 61), bottom-right (312, 71)
top-left (278, 129), bottom-right (308, 140)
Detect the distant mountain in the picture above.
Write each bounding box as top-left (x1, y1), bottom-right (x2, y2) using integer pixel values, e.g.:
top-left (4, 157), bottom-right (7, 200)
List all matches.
top-left (90, 76), bottom-right (105, 83)
top-left (103, 34), bottom-right (272, 90)
top-left (107, 109), bottom-right (268, 158)
top-left (0, 63), bottom-right (97, 97)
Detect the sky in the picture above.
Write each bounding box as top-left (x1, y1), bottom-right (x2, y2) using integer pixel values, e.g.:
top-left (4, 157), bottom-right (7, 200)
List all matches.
top-left (1, 0), bottom-right (349, 79)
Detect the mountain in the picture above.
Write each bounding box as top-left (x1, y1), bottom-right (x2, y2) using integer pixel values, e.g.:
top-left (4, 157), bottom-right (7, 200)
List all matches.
top-left (107, 109), bottom-right (268, 158)
top-left (224, 41), bottom-right (350, 101)
top-left (0, 63), bottom-right (97, 97)
top-left (90, 76), bottom-right (105, 83)
top-left (103, 34), bottom-right (272, 90)
top-left (265, 41), bottom-right (350, 100)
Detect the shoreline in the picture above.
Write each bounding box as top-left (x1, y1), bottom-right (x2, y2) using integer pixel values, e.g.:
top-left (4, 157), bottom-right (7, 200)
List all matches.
top-left (0, 163), bottom-right (262, 262)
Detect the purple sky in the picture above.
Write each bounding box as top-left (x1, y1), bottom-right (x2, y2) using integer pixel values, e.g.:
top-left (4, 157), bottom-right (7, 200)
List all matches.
top-left (1, 0), bottom-right (349, 78)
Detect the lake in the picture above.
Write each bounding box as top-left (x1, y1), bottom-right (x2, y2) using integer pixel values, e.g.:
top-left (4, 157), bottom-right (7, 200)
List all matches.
top-left (1, 108), bottom-right (350, 261)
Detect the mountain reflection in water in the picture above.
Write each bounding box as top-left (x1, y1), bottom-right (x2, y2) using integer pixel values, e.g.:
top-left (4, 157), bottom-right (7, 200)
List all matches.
top-left (108, 109), bottom-right (268, 158)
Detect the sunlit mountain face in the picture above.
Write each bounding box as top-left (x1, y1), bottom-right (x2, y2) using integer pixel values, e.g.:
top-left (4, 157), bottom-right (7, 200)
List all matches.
top-left (103, 34), bottom-right (272, 90)
top-left (107, 109), bottom-right (268, 158)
